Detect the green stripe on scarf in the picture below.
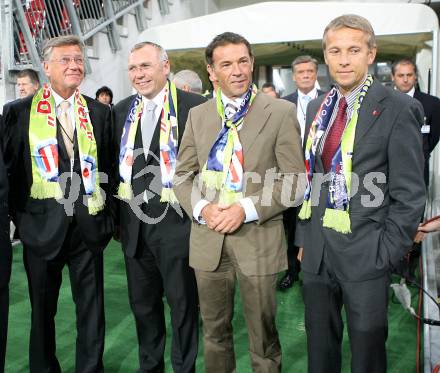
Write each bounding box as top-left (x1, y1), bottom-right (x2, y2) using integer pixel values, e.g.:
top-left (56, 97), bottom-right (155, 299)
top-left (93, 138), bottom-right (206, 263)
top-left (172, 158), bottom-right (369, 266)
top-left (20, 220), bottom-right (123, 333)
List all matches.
top-left (29, 85), bottom-right (103, 215)
top-left (299, 75), bottom-right (374, 234)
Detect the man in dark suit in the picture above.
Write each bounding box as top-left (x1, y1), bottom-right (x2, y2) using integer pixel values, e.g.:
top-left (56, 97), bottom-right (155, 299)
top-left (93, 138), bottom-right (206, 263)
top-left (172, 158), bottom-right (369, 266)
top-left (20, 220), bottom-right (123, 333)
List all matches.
top-left (280, 55), bottom-right (325, 290)
top-left (0, 114), bottom-right (12, 373)
top-left (2, 35), bottom-right (113, 373)
top-left (391, 58), bottom-right (440, 186)
top-left (113, 42), bottom-right (205, 373)
top-left (295, 15), bottom-right (426, 373)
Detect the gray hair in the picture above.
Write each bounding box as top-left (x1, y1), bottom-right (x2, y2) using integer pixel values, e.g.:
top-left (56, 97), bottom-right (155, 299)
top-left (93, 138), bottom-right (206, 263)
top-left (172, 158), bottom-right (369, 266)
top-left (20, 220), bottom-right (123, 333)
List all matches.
top-left (291, 55), bottom-right (318, 72)
top-left (322, 14), bottom-right (376, 50)
top-left (173, 70), bottom-right (203, 94)
top-left (130, 41), bottom-right (168, 62)
top-left (43, 35), bottom-right (84, 61)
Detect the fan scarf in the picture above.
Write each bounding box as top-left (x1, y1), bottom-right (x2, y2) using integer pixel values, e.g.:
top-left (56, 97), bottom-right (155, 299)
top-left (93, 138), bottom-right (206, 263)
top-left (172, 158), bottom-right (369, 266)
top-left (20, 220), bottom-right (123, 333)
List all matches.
top-left (298, 75), bottom-right (374, 234)
top-left (29, 84), bottom-right (103, 215)
top-left (118, 80), bottom-right (179, 203)
top-left (201, 84), bottom-right (257, 205)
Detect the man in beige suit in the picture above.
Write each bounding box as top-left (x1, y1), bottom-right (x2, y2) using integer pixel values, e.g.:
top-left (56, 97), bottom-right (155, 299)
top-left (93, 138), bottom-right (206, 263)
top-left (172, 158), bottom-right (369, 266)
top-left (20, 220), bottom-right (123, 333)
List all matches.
top-left (174, 32), bottom-right (305, 372)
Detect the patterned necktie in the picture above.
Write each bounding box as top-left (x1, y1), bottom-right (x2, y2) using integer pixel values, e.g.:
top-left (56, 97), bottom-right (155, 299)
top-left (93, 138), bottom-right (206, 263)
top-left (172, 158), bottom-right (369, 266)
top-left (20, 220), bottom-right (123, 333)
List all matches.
top-left (58, 100), bottom-right (74, 159)
top-left (141, 100), bottom-right (157, 160)
top-left (321, 97), bottom-right (347, 172)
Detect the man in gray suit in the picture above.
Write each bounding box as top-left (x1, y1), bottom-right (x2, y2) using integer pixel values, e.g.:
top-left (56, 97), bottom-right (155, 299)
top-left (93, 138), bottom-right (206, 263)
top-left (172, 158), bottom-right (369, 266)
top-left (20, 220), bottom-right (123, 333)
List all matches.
top-left (295, 15), bottom-right (426, 373)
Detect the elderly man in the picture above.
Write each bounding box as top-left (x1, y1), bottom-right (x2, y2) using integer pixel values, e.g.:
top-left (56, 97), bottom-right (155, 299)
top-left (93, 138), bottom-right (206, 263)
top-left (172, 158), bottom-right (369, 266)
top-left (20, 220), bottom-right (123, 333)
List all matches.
top-left (296, 15), bottom-right (426, 373)
top-left (174, 32), bottom-right (304, 372)
top-left (113, 42), bottom-right (205, 373)
top-left (2, 35), bottom-right (113, 373)
top-left (16, 69), bottom-right (40, 98)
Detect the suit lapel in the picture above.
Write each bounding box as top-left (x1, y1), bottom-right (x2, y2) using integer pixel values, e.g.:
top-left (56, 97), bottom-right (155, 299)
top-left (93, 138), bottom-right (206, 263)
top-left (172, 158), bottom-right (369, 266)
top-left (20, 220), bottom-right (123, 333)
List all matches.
top-left (240, 93), bottom-right (270, 157)
top-left (354, 81), bottom-right (386, 146)
top-left (200, 100), bottom-right (223, 164)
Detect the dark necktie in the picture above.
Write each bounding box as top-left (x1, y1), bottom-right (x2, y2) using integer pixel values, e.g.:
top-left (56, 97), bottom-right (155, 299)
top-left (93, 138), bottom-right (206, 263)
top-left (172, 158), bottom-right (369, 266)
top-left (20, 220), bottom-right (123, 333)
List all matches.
top-left (321, 97), bottom-right (347, 172)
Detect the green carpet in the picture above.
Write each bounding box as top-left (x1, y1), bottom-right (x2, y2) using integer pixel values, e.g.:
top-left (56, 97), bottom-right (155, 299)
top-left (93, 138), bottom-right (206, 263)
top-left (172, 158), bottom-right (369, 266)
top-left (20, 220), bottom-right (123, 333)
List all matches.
top-left (6, 241), bottom-right (420, 372)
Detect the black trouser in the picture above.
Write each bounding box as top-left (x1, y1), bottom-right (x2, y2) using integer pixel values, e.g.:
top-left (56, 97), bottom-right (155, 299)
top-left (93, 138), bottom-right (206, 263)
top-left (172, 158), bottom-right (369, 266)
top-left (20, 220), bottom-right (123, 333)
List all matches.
top-left (0, 232), bottom-right (12, 373)
top-left (283, 207), bottom-right (301, 276)
top-left (302, 259), bottom-right (390, 373)
top-left (124, 220), bottom-right (198, 373)
top-left (24, 221), bottom-right (104, 373)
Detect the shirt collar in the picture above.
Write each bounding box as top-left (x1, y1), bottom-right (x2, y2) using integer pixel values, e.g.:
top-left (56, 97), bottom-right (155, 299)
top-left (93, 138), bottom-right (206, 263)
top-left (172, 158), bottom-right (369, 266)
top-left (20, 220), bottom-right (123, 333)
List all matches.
top-left (336, 75), bottom-right (368, 111)
top-left (52, 89), bottom-right (75, 108)
top-left (406, 86), bottom-right (415, 97)
top-left (298, 87), bottom-right (318, 101)
top-left (142, 84), bottom-right (167, 109)
top-left (220, 90), bottom-right (247, 109)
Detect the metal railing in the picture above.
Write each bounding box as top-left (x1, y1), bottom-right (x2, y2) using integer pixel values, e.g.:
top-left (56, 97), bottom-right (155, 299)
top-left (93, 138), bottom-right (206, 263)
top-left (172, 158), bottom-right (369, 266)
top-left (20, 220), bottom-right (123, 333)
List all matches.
top-left (6, 0), bottom-right (157, 74)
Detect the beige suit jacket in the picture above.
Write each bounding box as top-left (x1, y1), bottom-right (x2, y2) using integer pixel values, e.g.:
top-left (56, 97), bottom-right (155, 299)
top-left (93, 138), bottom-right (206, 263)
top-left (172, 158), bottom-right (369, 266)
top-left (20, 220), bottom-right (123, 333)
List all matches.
top-left (173, 92), bottom-right (305, 276)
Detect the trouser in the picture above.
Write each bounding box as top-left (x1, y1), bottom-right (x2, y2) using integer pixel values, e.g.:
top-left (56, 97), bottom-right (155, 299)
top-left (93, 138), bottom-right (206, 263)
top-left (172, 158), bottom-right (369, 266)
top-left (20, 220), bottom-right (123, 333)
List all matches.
top-left (195, 239), bottom-right (281, 373)
top-left (24, 221), bottom-right (105, 373)
top-left (124, 220), bottom-right (198, 373)
top-left (302, 259), bottom-right (390, 373)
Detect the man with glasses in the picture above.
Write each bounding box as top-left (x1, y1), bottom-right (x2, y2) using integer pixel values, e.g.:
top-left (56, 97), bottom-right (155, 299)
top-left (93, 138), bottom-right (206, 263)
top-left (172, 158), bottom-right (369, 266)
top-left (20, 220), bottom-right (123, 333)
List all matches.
top-left (2, 35), bottom-right (114, 373)
top-left (113, 42), bottom-right (205, 373)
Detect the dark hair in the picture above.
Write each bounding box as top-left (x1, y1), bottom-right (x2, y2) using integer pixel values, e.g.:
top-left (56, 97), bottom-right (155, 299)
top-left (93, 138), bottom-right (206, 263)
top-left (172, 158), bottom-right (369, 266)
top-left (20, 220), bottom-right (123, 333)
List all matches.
top-left (205, 32), bottom-right (253, 65)
top-left (95, 86), bottom-right (113, 103)
top-left (391, 58), bottom-right (417, 76)
top-left (262, 82), bottom-right (276, 91)
top-left (17, 69), bottom-right (40, 85)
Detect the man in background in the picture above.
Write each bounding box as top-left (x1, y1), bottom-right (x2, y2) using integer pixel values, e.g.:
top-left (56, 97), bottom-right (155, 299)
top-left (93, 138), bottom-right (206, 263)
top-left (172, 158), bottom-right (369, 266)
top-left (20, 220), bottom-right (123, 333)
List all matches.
top-left (391, 58), bottom-right (440, 186)
top-left (280, 55), bottom-right (324, 291)
top-left (261, 82), bottom-right (279, 98)
top-left (95, 86), bottom-right (113, 107)
top-left (16, 69), bottom-right (40, 98)
top-left (173, 69), bottom-right (203, 94)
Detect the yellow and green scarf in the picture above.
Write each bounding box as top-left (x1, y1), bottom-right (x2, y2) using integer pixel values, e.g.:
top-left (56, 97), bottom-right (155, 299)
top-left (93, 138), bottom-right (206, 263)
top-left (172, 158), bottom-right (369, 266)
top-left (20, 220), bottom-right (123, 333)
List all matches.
top-left (29, 84), bottom-right (103, 215)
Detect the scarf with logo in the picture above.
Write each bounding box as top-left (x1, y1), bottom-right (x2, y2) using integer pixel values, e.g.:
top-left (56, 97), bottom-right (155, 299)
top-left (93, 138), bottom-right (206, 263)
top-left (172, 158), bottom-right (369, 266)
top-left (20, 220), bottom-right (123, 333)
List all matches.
top-left (29, 84), bottom-right (103, 215)
top-left (201, 84), bottom-right (257, 205)
top-left (118, 80), bottom-right (179, 203)
top-left (298, 75), bottom-right (373, 233)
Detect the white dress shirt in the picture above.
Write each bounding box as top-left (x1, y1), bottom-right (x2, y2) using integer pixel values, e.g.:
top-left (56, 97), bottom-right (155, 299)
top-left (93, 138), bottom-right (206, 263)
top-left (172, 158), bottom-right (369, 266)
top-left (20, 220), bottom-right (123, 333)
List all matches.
top-left (53, 90), bottom-right (76, 132)
top-left (140, 85), bottom-right (167, 137)
top-left (193, 90), bottom-right (259, 224)
top-left (297, 88), bottom-right (318, 143)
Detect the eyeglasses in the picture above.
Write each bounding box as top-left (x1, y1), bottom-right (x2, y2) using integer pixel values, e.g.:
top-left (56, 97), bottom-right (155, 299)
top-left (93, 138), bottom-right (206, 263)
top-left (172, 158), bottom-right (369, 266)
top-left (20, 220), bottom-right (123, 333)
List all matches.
top-left (50, 57), bottom-right (84, 66)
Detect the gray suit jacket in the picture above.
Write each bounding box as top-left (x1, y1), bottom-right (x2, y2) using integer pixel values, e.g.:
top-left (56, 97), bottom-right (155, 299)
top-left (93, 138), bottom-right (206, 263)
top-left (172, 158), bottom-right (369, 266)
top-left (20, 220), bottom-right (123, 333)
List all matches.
top-left (295, 80), bottom-right (426, 281)
top-left (174, 93), bottom-right (305, 276)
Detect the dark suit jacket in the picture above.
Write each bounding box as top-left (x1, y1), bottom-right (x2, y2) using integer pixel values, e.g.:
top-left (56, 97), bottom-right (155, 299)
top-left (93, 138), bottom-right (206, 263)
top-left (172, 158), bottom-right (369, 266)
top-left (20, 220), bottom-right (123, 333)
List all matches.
top-left (113, 89), bottom-right (206, 257)
top-left (295, 80), bottom-right (426, 281)
top-left (2, 95), bottom-right (114, 259)
top-left (282, 89), bottom-right (325, 106)
top-left (413, 90), bottom-right (440, 159)
top-left (0, 114), bottom-right (11, 289)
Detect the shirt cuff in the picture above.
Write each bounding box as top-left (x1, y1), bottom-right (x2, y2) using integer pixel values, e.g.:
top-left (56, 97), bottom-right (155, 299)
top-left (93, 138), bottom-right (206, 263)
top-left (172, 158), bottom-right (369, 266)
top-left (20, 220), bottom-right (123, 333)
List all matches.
top-left (239, 197), bottom-right (259, 223)
top-left (193, 199), bottom-right (210, 224)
